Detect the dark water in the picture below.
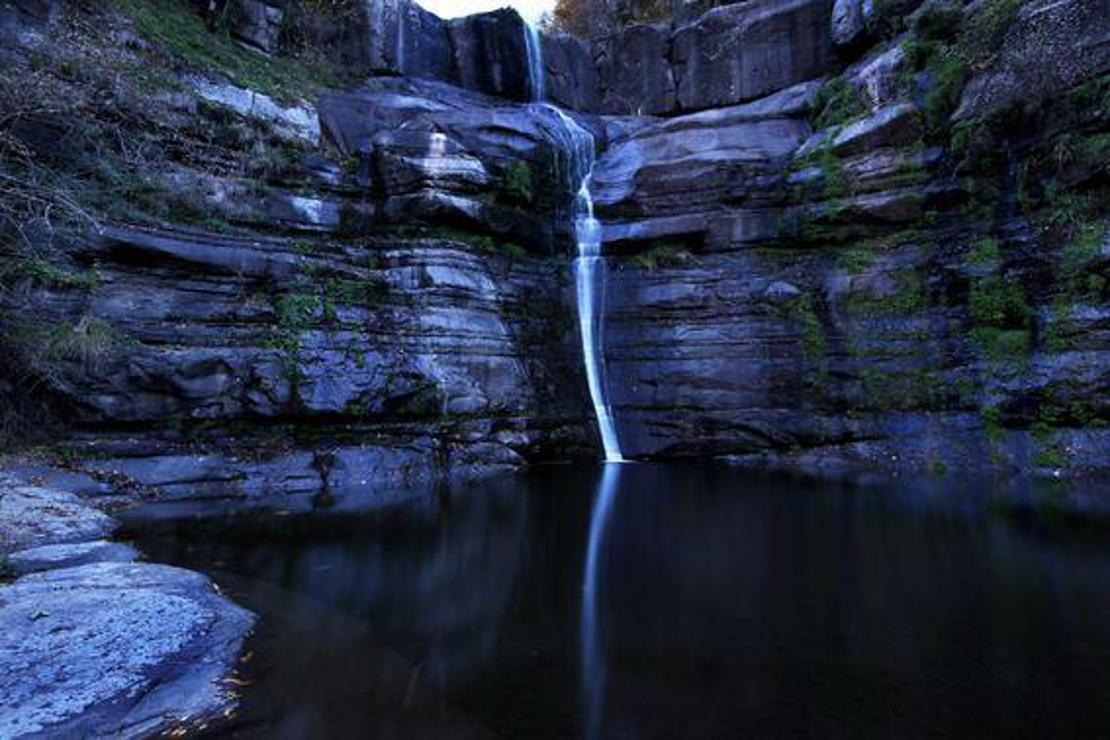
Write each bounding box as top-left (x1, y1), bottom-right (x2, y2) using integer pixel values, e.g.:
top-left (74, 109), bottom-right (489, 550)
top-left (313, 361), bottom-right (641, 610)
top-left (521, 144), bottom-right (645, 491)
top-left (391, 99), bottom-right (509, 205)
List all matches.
top-left (130, 464), bottom-right (1110, 738)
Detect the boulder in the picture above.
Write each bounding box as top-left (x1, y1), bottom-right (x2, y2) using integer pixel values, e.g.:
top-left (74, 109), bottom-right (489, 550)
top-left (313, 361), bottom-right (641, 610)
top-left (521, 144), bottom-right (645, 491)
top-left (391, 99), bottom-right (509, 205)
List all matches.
top-left (672, 0), bottom-right (834, 112)
top-left (8, 540), bottom-right (140, 574)
top-left (595, 23), bottom-right (677, 115)
top-left (0, 562), bottom-right (254, 737)
top-left (0, 484), bottom-right (113, 554)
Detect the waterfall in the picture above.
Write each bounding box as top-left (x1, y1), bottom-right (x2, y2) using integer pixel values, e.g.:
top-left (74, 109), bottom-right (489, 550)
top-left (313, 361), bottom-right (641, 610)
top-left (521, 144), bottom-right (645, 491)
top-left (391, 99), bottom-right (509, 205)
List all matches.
top-left (523, 22), bottom-right (545, 102)
top-left (524, 24), bottom-right (624, 463)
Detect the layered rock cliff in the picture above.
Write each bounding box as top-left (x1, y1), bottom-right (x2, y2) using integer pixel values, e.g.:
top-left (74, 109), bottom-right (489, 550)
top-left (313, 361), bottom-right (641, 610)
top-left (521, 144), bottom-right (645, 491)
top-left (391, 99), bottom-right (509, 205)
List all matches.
top-left (0, 0), bottom-right (1107, 499)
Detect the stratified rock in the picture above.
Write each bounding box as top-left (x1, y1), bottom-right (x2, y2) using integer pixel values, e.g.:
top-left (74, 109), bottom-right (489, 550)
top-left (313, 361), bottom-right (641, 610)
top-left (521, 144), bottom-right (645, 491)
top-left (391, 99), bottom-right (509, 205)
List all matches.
top-left (592, 82), bottom-right (815, 246)
top-left (372, 130), bottom-right (490, 195)
top-left (0, 484), bottom-right (113, 554)
top-left (595, 23), bottom-right (677, 115)
top-left (0, 562), bottom-right (253, 738)
top-left (672, 0), bottom-right (834, 111)
top-left (187, 77), bottom-right (320, 145)
top-left (955, 0), bottom-right (1110, 120)
top-left (8, 540), bottom-right (140, 574)
top-left (828, 102), bottom-right (922, 156)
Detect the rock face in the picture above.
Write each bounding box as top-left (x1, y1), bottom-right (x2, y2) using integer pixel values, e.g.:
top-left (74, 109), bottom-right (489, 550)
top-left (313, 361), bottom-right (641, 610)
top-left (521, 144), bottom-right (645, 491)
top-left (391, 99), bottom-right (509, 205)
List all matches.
top-left (595, 23), bottom-right (678, 115)
top-left (450, 8), bottom-right (533, 102)
top-left (955, 0), bottom-right (1110, 120)
top-left (1, 0), bottom-right (1108, 486)
top-left (362, 0), bottom-right (455, 81)
top-left (672, 0), bottom-right (834, 111)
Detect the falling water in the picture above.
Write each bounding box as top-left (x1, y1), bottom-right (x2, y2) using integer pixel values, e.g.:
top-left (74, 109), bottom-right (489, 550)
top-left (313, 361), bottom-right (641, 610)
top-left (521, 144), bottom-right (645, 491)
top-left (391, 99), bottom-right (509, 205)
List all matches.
top-left (523, 21), bottom-right (545, 102)
top-left (523, 23), bottom-right (624, 462)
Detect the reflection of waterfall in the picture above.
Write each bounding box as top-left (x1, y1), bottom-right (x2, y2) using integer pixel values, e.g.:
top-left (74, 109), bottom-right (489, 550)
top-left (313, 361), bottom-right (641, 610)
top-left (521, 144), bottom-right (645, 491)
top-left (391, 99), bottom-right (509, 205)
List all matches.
top-left (580, 463), bottom-right (622, 739)
top-left (524, 23), bottom-right (624, 462)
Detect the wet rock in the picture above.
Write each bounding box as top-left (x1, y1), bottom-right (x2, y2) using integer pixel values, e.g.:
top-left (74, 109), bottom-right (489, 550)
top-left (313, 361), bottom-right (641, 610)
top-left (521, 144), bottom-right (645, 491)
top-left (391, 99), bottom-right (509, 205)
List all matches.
top-left (0, 562), bottom-right (253, 738)
top-left (372, 130), bottom-right (490, 194)
top-left (672, 0), bottom-right (834, 112)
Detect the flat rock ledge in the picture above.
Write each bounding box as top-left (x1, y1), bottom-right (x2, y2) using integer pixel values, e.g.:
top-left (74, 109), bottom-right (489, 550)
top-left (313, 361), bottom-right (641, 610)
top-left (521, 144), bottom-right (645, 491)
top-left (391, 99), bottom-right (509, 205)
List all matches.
top-left (0, 475), bottom-right (254, 738)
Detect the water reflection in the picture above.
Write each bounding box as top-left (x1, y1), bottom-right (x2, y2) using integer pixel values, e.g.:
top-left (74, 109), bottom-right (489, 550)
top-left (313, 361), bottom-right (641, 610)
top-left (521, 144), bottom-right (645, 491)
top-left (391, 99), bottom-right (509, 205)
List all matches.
top-left (580, 463), bottom-right (622, 739)
top-left (130, 465), bottom-right (1110, 738)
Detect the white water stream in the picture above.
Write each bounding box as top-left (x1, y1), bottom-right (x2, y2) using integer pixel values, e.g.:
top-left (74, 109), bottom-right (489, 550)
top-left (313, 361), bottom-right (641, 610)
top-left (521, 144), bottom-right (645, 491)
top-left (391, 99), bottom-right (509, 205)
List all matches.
top-left (524, 23), bottom-right (623, 463)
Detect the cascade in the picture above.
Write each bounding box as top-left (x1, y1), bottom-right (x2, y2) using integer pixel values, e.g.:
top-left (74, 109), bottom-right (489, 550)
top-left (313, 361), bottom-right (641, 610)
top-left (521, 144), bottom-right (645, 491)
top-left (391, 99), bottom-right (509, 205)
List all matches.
top-left (523, 23), bottom-right (624, 462)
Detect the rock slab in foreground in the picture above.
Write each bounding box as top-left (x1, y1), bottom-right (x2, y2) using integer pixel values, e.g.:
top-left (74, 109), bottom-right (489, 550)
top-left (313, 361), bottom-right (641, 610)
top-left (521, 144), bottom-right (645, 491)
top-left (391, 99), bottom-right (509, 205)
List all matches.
top-left (0, 562), bottom-right (254, 738)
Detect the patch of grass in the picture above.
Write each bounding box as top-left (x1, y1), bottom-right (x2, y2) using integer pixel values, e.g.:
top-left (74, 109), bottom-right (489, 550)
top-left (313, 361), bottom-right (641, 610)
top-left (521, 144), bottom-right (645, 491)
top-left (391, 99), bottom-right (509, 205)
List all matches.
top-left (1, 258), bottom-right (99, 290)
top-left (116, 0), bottom-right (336, 102)
top-left (1060, 223), bottom-right (1104, 275)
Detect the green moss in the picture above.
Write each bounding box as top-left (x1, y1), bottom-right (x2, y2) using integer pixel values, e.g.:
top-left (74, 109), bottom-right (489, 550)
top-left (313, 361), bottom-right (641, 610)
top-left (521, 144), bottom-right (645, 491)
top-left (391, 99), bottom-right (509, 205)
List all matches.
top-left (959, 0), bottom-right (1027, 67)
top-left (844, 269), bottom-right (926, 316)
top-left (502, 161), bottom-right (534, 205)
top-left (840, 248), bottom-right (873, 274)
top-left (1, 258), bottom-right (99, 290)
top-left (793, 293), bottom-right (826, 361)
top-left (812, 76), bottom-right (864, 131)
top-left (631, 243), bottom-right (693, 270)
top-left (966, 236), bottom-right (1001, 266)
top-left (968, 274), bottom-right (1031, 328)
top-left (981, 404), bottom-right (1005, 442)
top-left (116, 0), bottom-right (336, 102)
top-left (1060, 223), bottom-right (1104, 275)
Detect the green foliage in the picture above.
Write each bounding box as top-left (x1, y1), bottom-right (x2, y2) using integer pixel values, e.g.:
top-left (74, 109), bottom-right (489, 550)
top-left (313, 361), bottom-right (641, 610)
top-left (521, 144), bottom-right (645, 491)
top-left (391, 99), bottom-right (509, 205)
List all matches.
top-left (840, 248), bottom-right (873, 274)
top-left (1, 258), bottom-right (99, 290)
top-left (844, 270), bottom-right (926, 316)
top-left (966, 237), bottom-right (1000, 267)
top-left (813, 77), bottom-right (864, 131)
top-left (1060, 223), bottom-right (1104, 275)
top-left (980, 404), bottom-right (1005, 442)
top-left (116, 0), bottom-right (336, 101)
top-left (631, 243), bottom-right (693, 270)
top-left (912, 1), bottom-right (963, 41)
top-left (968, 274), bottom-right (1031, 328)
top-left (502, 161), bottom-right (534, 205)
top-left (793, 293), bottom-right (826, 361)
